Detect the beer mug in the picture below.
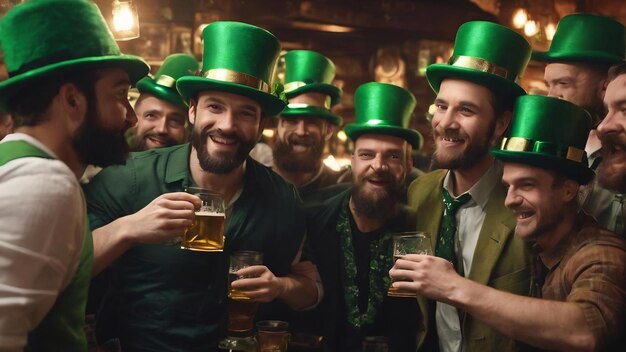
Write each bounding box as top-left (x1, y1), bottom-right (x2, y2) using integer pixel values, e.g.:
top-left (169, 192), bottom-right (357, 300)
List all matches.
top-left (180, 187), bottom-right (225, 252)
top-left (257, 320), bottom-right (290, 352)
top-left (387, 232), bottom-right (432, 297)
top-left (227, 251), bottom-right (263, 332)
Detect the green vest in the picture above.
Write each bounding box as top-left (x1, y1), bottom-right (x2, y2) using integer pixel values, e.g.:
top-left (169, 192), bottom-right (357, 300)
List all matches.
top-left (0, 140), bottom-right (93, 351)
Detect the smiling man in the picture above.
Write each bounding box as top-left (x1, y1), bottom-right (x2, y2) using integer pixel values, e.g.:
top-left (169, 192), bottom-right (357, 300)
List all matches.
top-left (391, 95), bottom-right (626, 351)
top-left (597, 63), bottom-right (626, 234)
top-left (0, 0), bottom-right (149, 350)
top-left (130, 54), bottom-right (199, 151)
top-left (298, 82), bottom-right (423, 351)
top-left (272, 50), bottom-right (345, 202)
top-left (406, 21), bottom-right (532, 352)
top-left (534, 13), bottom-right (625, 233)
top-left (83, 22), bottom-right (315, 351)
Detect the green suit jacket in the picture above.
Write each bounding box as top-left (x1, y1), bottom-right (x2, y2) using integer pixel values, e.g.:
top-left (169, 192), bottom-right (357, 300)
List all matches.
top-left (408, 169), bottom-right (531, 352)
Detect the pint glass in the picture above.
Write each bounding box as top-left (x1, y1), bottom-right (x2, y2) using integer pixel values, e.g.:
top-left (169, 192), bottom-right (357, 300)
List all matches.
top-left (181, 187), bottom-right (225, 252)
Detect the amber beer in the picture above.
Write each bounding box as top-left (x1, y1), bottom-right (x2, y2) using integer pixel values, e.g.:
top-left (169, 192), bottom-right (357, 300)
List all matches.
top-left (226, 295), bottom-right (259, 332)
top-left (257, 321), bottom-right (290, 352)
top-left (181, 211), bottom-right (225, 251)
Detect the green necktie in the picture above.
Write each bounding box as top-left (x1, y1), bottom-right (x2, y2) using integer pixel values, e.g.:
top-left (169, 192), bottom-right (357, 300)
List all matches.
top-left (436, 188), bottom-right (472, 268)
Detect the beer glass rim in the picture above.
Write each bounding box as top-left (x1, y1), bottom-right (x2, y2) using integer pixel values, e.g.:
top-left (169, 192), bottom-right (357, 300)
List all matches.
top-left (390, 231), bottom-right (430, 240)
top-left (230, 250), bottom-right (263, 260)
top-left (256, 320), bottom-right (289, 332)
top-left (184, 186), bottom-right (222, 197)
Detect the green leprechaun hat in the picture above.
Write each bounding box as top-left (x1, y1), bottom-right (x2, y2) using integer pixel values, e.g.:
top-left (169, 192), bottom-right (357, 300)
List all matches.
top-left (427, 21), bottom-right (531, 99)
top-left (177, 21), bottom-right (286, 116)
top-left (532, 13), bottom-right (625, 64)
top-left (137, 54), bottom-right (199, 111)
top-left (283, 50), bottom-right (342, 106)
top-left (492, 95), bottom-right (593, 184)
top-left (0, 0), bottom-right (149, 109)
top-left (280, 50), bottom-right (343, 125)
top-left (345, 82), bottom-right (422, 149)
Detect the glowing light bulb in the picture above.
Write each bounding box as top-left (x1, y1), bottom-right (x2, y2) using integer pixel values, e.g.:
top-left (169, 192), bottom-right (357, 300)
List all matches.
top-left (524, 20), bottom-right (539, 37)
top-left (337, 130), bottom-right (348, 142)
top-left (111, 1), bottom-right (139, 40)
top-left (545, 22), bottom-right (557, 41)
top-left (512, 8), bottom-right (528, 29)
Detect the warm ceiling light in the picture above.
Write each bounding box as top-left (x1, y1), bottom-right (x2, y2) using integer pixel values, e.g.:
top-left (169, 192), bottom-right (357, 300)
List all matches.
top-left (545, 22), bottom-right (557, 41)
top-left (112, 0), bottom-right (139, 40)
top-left (291, 20), bottom-right (354, 33)
top-left (262, 129), bottom-right (275, 138)
top-left (512, 8), bottom-right (529, 29)
top-left (337, 130), bottom-right (348, 142)
top-left (524, 20), bottom-right (540, 37)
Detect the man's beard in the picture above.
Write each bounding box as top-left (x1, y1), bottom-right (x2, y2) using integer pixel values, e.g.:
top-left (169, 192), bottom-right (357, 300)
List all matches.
top-left (351, 170), bottom-right (402, 219)
top-left (72, 99), bottom-right (130, 168)
top-left (431, 121), bottom-right (495, 170)
top-left (272, 134), bottom-right (324, 173)
top-left (130, 130), bottom-right (180, 152)
top-left (191, 127), bottom-right (255, 174)
top-left (598, 134), bottom-right (626, 193)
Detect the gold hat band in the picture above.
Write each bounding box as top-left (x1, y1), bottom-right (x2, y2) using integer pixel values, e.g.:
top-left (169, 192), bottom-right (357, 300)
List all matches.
top-left (500, 137), bottom-right (585, 162)
top-left (449, 55), bottom-right (518, 82)
top-left (286, 101), bottom-right (333, 110)
top-left (284, 81), bottom-right (307, 93)
top-left (155, 75), bottom-right (176, 88)
top-left (203, 68), bottom-right (270, 93)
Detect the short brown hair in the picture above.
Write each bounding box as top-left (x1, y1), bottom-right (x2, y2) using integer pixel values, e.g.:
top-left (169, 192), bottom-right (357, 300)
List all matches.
top-left (607, 62), bottom-right (626, 83)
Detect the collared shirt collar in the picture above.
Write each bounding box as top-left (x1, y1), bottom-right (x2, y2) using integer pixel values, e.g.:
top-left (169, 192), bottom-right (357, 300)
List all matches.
top-left (164, 143), bottom-right (192, 185)
top-left (442, 160), bottom-right (502, 211)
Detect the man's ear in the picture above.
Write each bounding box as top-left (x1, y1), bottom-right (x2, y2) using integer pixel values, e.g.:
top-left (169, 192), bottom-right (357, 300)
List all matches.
top-left (59, 83), bottom-right (87, 131)
top-left (598, 78), bottom-right (609, 100)
top-left (406, 144), bottom-right (414, 170)
top-left (493, 110), bottom-right (512, 144)
top-left (188, 99), bottom-right (197, 125)
top-left (324, 123), bottom-right (335, 141)
top-left (561, 179), bottom-right (580, 202)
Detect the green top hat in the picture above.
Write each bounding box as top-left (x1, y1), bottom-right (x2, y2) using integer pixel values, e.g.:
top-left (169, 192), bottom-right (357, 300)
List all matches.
top-left (176, 21), bottom-right (286, 116)
top-left (0, 0), bottom-right (149, 109)
top-left (427, 21), bottom-right (531, 99)
top-left (137, 54), bottom-right (199, 111)
top-left (492, 95), bottom-right (593, 184)
top-left (344, 82), bottom-right (422, 149)
top-left (532, 13), bottom-right (625, 64)
top-left (283, 50), bottom-right (342, 106)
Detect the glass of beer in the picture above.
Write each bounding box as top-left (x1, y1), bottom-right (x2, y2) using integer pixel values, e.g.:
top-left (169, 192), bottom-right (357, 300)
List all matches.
top-left (180, 187), bottom-right (225, 252)
top-left (257, 320), bottom-right (290, 352)
top-left (362, 336), bottom-right (389, 352)
top-left (387, 232), bottom-right (432, 298)
top-left (228, 251), bottom-right (264, 329)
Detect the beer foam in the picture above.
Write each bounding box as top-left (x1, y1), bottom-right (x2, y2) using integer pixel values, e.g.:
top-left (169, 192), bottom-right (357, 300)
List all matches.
top-left (195, 211), bottom-right (224, 216)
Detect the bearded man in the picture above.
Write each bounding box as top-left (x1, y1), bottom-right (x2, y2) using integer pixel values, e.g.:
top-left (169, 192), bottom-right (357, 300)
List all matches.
top-left (406, 21), bottom-right (533, 352)
top-left (272, 50), bottom-right (345, 202)
top-left (294, 82), bottom-right (423, 351)
top-left (129, 54), bottom-right (199, 151)
top-left (0, 0), bottom-right (149, 349)
top-left (83, 22), bottom-right (316, 351)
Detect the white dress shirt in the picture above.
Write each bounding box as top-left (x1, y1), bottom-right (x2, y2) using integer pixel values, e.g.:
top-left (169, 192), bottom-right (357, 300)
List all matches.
top-left (436, 161), bottom-right (503, 352)
top-left (0, 133), bottom-right (85, 350)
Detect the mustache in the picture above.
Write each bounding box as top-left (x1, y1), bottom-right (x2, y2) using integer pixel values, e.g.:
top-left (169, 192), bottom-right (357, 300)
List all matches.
top-left (600, 133), bottom-right (625, 150)
top-left (361, 170), bottom-right (394, 183)
top-left (203, 128), bottom-right (241, 141)
top-left (287, 134), bottom-right (316, 147)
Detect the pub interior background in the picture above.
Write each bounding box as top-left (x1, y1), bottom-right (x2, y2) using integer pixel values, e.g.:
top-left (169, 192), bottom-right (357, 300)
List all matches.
top-left (1, 0), bottom-right (625, 170)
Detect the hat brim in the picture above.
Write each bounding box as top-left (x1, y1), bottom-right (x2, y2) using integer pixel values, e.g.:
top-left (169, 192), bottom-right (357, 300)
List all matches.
top-left (344, 124), bottom-right (422, 150)
top-left (532, 50), bottom-right (624, 64)
top-left (0, 55), bottom-right (149, 109)
top-left (137, 78), bottom-right (188, 111)
top-left (426, 64), bottom-right (526, 99)
top-left (176, 76), bottom-right (286, 116)
top-left (280, 105), bottom-right (342, 125)
top-left (491, 149), bottom-right (594, 185)
top-left (285, 83), bottom-right (342, 106)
